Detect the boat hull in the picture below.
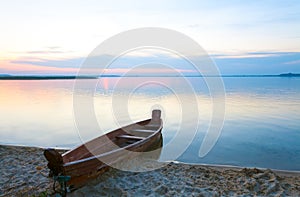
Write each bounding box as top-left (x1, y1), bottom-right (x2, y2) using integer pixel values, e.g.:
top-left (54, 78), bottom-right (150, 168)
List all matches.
top-left (66, 133), bottom-right (163, 190)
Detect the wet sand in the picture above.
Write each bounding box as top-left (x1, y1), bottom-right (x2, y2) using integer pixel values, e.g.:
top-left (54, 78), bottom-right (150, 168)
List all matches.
top-left (1, 145), bottom-right (299, 196)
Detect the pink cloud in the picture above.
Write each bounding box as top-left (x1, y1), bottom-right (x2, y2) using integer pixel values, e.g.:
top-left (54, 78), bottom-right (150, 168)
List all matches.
top-left (0, 61), bottom-right (78, 75)
top-left (1, 61), bottom-right (197, 76)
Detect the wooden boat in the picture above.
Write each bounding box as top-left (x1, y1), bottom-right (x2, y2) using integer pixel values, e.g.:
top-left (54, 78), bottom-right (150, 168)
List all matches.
top-left (44, 110), bottom-right (163, 191)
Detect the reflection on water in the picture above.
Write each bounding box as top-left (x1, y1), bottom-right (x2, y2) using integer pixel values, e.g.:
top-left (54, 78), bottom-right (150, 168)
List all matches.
top-left (0, 80), bottom-right (78, 147)
top-left (0, 77), bottom-right (299, 170)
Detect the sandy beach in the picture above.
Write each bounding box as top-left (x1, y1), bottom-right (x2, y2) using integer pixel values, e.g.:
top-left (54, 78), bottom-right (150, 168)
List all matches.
top-left (0, 145), bottom-right (299, 196)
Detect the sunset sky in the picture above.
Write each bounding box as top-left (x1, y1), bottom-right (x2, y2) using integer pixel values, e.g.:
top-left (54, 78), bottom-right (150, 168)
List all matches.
top-left (0, 0), bottom-right (300, 75)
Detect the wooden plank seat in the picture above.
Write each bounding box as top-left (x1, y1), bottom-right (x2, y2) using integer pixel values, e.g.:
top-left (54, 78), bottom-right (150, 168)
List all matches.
top-left (131, 129), bottom-right (156, 133)
top-left (145, 124), bottom-right (159, 128)
top-left (117, 134), bottom-right (145, 140)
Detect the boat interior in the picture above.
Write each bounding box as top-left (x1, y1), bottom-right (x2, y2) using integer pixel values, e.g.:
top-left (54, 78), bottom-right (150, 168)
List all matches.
top-left (62, 119), bottom-right (161, 163)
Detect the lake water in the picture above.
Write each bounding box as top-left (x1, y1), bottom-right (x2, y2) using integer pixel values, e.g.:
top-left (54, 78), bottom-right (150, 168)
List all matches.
top-left (0, 77), bottom-right (299, 171)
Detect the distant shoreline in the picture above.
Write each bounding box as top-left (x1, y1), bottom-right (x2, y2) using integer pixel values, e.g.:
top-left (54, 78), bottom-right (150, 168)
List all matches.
top-left (0, 73), bottom-right (299, 80)
top-left (0, 75), bottom-right (111, 80)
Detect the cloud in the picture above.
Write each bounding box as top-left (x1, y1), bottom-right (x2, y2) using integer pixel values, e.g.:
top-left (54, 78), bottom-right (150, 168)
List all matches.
top-left (0, 61), bottom-right (79, 74)
top-left (11, 46), bottom-right (72, 55)
top-left (5, 51), bottom-right (300, 75)
top-left (284, 60), bottom-right (300, 65)
top-left (212, 51), bottom-right (300, 75)
top-left (26, 50), bottom-right (65, 54)
top-left (11, 57), bottom-right (84, 68)
top-left (212, 52), bottom-right (294, 59)
top-left (10, 52), bottom-right (190, 70)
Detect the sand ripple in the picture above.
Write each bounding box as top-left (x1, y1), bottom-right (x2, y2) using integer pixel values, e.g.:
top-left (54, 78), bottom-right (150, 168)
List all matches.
top-left (71, 162), bottom-right (300, 196)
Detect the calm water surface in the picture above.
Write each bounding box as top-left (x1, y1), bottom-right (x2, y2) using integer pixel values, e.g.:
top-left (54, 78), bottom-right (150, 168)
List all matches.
top-left (0, 77), bottom-right (299, 170)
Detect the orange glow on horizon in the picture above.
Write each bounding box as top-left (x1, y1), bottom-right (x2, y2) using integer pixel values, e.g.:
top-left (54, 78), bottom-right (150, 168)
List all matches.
top-left (0, 60), bottom-right (79, 74)
top-left (0, 60), bottom-right (197, 75)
